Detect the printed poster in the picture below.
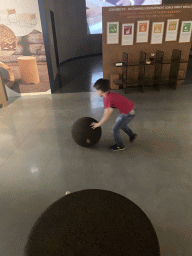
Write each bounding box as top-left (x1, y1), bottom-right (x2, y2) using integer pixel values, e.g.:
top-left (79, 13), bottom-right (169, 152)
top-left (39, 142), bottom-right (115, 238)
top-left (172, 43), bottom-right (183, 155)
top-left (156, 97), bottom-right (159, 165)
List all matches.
top-left (165, 19), bottom-right (179, 41)
top-left (0, 0), bottom-right (51, 97)
top-left (151, 22), bottom-right (164, 44)
top-left (136, 20), bottom-right (150, 43)
top-left (122, 24), bottom-right (134, 46)
top-left (107, 22), bottom-right (119, 44)
top-left (179, 21), bottom-right (192, 43)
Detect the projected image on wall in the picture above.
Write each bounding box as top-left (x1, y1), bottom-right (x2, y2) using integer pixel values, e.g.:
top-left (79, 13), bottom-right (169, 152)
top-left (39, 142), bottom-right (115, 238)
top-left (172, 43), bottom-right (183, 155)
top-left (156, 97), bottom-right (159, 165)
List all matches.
top-left (86, 0), bottom-right (162, 34)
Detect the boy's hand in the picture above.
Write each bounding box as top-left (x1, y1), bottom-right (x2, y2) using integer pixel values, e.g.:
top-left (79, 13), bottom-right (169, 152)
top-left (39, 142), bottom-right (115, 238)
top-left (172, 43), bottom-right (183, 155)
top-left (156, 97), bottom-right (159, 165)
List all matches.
top-left (90, 122), bottom-right (100, 129)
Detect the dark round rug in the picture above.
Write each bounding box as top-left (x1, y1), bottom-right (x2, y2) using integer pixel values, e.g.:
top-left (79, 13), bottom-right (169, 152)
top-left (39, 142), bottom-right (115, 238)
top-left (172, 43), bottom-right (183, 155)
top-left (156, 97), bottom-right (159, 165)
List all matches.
top-left (24, 189), bottom-right (160, 256)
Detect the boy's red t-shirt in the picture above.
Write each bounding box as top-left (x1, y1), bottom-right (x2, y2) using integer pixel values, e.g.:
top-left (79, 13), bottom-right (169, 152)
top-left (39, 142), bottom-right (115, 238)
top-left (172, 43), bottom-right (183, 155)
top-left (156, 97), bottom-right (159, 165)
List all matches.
top-left (104, 92), bottom-right (134, 114)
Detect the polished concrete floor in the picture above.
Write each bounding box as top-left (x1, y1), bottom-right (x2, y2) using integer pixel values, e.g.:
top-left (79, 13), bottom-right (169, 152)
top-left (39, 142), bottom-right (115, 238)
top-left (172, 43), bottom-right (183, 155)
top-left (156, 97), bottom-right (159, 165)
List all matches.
top-left (55, 54), bottom-right (103, 94)
top-left (1, 55), bottom-right (192, 256)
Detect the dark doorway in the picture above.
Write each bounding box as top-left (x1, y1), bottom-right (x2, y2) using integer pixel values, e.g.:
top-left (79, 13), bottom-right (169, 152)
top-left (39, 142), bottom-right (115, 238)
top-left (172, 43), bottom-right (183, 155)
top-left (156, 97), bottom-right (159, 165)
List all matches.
top-left (50, 10), bottom-right (60, 68)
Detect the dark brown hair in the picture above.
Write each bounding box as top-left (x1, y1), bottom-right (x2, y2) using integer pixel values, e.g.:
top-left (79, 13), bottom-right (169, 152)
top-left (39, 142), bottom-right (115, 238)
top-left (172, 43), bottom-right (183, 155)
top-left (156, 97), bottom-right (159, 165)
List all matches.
top-left (93, 79), bottom-right (111, 92)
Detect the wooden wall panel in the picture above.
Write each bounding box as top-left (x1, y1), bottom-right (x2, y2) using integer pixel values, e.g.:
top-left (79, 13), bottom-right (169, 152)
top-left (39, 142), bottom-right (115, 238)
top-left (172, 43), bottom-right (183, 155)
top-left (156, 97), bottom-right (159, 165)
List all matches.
top-left (102, 4), bottom-right (192, 87)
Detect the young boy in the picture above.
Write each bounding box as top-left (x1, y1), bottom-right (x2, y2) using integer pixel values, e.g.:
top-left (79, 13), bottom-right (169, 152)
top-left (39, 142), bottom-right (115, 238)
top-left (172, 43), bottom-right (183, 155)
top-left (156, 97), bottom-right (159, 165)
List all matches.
top-left (90, 78), bottom-right (137, 151)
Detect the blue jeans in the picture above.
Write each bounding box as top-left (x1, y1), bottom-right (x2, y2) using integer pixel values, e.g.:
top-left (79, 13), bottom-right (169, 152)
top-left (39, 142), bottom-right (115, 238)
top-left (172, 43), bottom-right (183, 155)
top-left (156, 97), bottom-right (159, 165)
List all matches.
top-left (112, 112), bottom-right (135, 146)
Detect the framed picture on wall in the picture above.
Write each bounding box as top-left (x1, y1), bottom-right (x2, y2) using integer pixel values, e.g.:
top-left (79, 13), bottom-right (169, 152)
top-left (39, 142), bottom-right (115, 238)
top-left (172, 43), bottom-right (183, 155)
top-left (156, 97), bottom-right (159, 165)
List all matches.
top-left (122, 23), bottom-right (134, 46)
top-left (179, 21), bottom-right (192, 43)
top-left (107, 22), bottom-right (119, 44)
top-left (165, 19), bottom-right (179, 41)
top-left (151, 22), bottom-right (165, 44)
top-left (136, 20), bottom-right (150, 43)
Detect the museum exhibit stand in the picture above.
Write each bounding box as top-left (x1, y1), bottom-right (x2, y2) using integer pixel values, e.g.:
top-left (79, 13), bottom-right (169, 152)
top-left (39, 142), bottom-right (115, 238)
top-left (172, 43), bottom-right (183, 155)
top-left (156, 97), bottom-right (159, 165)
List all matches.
top-left (113, 49), bottom-right (187, 93)
top-left (102, 3), bottom-right (192, 93)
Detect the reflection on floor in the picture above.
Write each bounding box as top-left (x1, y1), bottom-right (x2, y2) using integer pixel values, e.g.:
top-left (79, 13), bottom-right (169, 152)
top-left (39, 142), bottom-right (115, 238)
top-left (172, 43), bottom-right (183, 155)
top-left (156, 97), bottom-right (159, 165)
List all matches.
top-left (1, 54), bottom-right (192, 256)
top-left (55, 54), bottom-right (103, 94)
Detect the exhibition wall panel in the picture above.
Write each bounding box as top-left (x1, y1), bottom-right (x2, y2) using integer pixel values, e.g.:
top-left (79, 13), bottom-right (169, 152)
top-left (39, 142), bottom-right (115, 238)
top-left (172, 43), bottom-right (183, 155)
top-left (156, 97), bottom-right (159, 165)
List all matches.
top-left (102, 3), bottom-right (192, 88)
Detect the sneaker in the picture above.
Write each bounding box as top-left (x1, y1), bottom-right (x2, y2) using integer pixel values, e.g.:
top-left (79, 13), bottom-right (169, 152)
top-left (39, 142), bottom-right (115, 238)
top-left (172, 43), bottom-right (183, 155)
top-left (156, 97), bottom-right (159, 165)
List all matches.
top-left (110, 144), bottom-right (125, 151)
top-left (130, 133), bottom-right (137, 143)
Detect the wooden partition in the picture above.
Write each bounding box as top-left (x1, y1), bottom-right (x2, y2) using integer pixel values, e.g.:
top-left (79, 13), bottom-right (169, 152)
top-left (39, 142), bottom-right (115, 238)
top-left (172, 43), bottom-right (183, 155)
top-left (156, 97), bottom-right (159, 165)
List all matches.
top-left (0, 75), bottom-right (8, 108)
top-left (102, 3), bottom-right (192, 91)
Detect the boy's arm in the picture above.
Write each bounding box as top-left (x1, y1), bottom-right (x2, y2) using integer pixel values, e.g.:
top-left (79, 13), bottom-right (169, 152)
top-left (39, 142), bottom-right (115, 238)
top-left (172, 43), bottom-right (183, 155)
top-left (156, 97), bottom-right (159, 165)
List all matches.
top-left (98, 108), bottom-right (114, 126)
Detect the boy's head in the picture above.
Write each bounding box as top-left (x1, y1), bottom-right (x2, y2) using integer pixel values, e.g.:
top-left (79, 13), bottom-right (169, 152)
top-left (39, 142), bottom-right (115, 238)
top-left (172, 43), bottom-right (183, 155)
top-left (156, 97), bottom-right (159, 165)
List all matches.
top-left (93, 79), bottom-right (111, 97)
